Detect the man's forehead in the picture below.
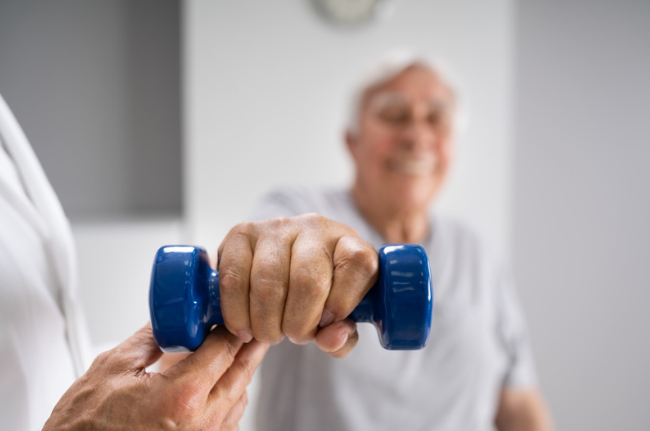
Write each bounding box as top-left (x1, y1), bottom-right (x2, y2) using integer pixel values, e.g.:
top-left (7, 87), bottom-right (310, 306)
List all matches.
top-left (367, 91), bottom-right (451, 111)
top-left (363, 66), bottom-right (454, 107)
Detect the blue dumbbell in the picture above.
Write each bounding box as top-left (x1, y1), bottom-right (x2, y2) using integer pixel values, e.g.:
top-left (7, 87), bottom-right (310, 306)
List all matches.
top-left (149, 244), bottom-right (433, 352)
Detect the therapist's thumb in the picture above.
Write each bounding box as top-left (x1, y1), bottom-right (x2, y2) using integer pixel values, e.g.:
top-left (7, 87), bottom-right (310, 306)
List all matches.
top-left (101, 323), bottom-right (164, 372)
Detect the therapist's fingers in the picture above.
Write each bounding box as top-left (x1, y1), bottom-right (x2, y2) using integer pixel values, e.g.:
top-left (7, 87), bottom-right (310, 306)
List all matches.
top-left (164, 326), bottom-right (244, 396)
top-left (98, 323), bottom-right (163, 373)
top-left (315, 319), bottom-right (359, 358)
top-left (206, 337), bottom-right (269, 422)
top-left (219, 392), bottom-right (249, 431)
top-left (43, 325), bottom-right (266, 431)
top-left (320, 235), bottom-right (378, 327)
top-left (219, 224), bottom-right (255, 342)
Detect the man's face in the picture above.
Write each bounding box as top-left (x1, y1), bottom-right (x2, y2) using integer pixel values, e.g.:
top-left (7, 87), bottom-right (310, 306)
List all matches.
top-left (347, 65), bottom-right (455, 212)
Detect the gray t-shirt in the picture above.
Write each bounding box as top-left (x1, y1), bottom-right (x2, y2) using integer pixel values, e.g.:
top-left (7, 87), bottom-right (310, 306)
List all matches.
top-left (251, 186), bottom-right (537, 431)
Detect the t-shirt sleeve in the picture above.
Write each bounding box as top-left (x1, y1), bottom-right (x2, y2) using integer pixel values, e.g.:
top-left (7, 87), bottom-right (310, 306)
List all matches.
top-left (494, 264), bottom-right (539, 389)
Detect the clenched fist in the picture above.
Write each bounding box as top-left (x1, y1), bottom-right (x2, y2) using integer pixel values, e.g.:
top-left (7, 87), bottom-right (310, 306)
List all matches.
top-left (218, 213), bottom-right (379, 358)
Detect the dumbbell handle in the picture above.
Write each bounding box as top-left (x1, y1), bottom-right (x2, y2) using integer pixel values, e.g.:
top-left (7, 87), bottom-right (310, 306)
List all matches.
top-left (150, 244), bottom-right (432, 351)
top-left (186, 268), bottom-right (377, 328)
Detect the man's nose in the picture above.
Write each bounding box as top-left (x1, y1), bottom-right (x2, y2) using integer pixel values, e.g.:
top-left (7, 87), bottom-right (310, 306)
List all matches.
top-left (400, 118), bottom-right (436, 151)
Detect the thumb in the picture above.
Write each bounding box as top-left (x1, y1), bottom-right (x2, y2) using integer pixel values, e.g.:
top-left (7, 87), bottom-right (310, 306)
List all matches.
top-left (109, 323), bottom-right (164, 371)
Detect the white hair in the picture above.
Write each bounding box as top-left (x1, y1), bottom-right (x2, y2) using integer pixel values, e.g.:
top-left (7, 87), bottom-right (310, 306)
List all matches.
top-left (346, 50), bottom-right (467, 135)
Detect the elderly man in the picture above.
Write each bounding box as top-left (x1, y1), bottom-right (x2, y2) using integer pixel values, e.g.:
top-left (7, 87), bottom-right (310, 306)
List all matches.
top-left (215, 54), bottom-right (553, 430)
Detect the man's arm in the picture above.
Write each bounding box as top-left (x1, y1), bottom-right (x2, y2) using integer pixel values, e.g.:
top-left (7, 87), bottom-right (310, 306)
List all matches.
top-left (495, 388), bottom-right (554, 431)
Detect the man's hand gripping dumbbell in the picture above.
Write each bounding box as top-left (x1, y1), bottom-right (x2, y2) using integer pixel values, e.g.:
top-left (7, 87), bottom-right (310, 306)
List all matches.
top-left (150, 214), bottom-right (433, 357)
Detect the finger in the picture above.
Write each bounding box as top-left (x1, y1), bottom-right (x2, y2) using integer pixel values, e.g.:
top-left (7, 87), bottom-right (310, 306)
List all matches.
top-left (219, 391), bottom-right (248, 431)
top-left (165, 326), bottom-right (243, 396)
top-left (249, 234), bottom-right (292, 343)
top-left (314, 319), bottom-right (359, 358)
top-left (282, 233), bottom-right (335, 344)
top-left (319, 236), bottom-right (378, 327)
top-left (105, 323), bottom-right (163, 372)
top-left (218, 224), bottom-right (255, 342)
top-left (158, 352), bottom-right (190, 372)
top-left (207, 339), bottom-right (269, 418)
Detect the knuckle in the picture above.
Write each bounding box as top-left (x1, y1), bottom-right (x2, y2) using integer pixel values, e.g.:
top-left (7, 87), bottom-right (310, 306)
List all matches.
top-left (89, 350), bottom-right (113, 370)
top-left (167, 381), bottom-right (204, 419)
top-left (229, 221), bottom-right (254, 236)
top-left (252, 276), bottom-right (286, 302)
top-left (291, 268), bottom-right (330, 298)
top-left (267, 215), bottom-right (290, 229)
top-left (355, 246), bottom-right (379, 278)
top-left (255, 216), bottom-right (293, 239)
top-left (91, 348), bottom-right (135, 374)
top-left (219, 269), bottom-right (246, 293)
top-left (296, 212), bottom-right (326, 227)
top-left (338, 242), bottom-right (378, 280)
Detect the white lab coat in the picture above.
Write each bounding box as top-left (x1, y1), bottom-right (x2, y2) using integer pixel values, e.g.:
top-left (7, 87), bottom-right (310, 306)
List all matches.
top-left (0, 93), bottom-right (91, 431)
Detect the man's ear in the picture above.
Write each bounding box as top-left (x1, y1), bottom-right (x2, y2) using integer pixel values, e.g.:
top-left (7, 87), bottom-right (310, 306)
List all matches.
top-left (345, 129), bottom-right (357, 156)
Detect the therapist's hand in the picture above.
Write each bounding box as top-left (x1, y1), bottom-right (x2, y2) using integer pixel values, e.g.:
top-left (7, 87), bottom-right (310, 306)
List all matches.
top-left (218, 213), bottom-right (378, 358)
top-left (43, 324), bottom-right (269, 431)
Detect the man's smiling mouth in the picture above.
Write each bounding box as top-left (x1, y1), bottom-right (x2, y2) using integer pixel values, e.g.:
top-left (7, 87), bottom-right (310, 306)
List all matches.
top-left (386, 156), bottom-right (437, 176)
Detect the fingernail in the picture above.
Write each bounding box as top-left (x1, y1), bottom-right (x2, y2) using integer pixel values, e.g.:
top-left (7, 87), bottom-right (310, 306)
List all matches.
top-left (270, 336), bottom-right (285, 346)
top-left (336, 328), bottom-right (350, 350)
top-left (236, 331), bottom-right (253, 343)
top-left (319, 309), bottom-right (335, 327)
top-left (325, 328), bottom-right (349, 353)
top-left (288, 336), bottom-right (311, 345)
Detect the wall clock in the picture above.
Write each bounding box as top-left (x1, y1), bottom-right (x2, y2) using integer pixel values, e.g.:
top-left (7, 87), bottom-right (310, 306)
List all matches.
top-left (312, 0), bottom-right (394, 27)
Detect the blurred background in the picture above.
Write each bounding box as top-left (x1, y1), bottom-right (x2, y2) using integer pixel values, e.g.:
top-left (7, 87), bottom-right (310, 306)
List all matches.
top-left (0, 0), bottom-right (648, 430)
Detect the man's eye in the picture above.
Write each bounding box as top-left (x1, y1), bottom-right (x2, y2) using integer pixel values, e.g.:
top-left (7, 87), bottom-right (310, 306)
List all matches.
top-left (428, 110), bottom-right (449, 127)
top-left (378, 108), bottom-right (409, 124)
top-left (428, 112), bottom-right (441, 125)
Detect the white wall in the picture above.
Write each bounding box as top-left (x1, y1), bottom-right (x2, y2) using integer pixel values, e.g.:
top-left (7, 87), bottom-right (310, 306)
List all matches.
top-left (514, 1), bottom-right (650, 429)
top-left (183, 0), bottom-right (515, 259)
